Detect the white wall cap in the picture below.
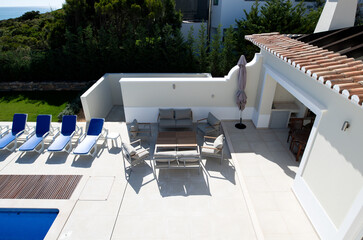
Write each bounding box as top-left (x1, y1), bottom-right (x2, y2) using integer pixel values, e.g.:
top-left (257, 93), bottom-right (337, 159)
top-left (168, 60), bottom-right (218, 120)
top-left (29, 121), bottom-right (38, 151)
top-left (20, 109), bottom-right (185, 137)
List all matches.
top-left (341, 89), bottom-right (351, 98)
top-left (351, 95), bottom-right (361, 104)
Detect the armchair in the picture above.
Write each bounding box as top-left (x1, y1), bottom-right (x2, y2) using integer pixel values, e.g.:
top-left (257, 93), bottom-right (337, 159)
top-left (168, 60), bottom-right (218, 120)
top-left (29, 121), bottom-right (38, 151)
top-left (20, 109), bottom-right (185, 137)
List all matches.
top-left (129, 119), bottom-right (151, 140)
top-left (197, 112), bottom-right (221, 135)
top-left (200, 134), bottom-right (225, 164)
top-left (122, 139), bottom-right (150, 170)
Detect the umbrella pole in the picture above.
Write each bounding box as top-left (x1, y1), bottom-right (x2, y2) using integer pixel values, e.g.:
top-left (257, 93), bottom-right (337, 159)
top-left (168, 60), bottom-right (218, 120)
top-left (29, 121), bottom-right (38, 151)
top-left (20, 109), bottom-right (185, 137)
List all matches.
top-left (235, 110), bottom-right (246, 129)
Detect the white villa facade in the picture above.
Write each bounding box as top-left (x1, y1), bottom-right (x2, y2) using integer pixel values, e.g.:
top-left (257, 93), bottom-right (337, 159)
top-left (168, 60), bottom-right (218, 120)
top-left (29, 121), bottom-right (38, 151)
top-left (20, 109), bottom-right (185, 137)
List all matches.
top-left (80, 1), bottom-right (363, 239)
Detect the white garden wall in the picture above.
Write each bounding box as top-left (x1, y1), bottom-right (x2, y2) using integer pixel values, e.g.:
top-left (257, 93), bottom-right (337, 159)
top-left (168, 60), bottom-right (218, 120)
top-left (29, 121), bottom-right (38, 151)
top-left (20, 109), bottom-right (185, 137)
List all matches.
top-left (81, 73), bottom-right (124, 121)
top-left (119, 54), bottom-right (263, 123)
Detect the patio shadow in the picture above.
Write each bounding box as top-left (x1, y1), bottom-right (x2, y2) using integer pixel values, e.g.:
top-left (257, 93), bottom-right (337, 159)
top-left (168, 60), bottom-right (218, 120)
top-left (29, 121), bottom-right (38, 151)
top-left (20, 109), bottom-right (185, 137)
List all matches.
top-left (16, 152), bottom-right (39, 164)
top-left (46, 152), bottom-right (68, 164)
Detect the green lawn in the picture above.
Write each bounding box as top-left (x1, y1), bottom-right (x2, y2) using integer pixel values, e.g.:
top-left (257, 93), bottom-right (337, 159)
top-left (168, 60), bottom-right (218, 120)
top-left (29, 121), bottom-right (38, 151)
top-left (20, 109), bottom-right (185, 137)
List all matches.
top-left (0, 91), bottom-right (80, 122)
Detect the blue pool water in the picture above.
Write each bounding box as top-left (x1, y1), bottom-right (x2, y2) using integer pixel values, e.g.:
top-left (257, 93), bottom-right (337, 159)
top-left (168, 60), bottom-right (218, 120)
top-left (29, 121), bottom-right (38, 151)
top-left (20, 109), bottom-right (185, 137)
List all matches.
top-left (0, 208), bottom-right (59, 240)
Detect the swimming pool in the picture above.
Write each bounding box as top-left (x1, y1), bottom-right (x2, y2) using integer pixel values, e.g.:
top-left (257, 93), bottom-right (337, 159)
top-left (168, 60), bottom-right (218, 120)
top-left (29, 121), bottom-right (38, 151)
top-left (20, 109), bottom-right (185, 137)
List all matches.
top-left (0, 208), bottom-right (59, 240)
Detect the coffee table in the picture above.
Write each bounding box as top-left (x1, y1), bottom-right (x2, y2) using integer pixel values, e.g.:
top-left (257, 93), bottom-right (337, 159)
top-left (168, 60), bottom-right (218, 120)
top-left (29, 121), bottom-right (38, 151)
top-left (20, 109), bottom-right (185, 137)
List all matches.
top-left (156, 131), bottom-right (197, 147)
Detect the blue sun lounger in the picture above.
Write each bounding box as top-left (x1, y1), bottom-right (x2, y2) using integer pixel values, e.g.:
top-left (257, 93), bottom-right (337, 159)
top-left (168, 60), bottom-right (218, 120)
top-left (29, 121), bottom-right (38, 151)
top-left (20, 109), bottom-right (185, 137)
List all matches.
top-left (19, 115), bottom-right (52, 153)
top-left (73, 118), bottom-right (107, 157)
top-left (0, 114), bottom-right (28, 151)
top-left (48, 115), bottom-right (80, 154)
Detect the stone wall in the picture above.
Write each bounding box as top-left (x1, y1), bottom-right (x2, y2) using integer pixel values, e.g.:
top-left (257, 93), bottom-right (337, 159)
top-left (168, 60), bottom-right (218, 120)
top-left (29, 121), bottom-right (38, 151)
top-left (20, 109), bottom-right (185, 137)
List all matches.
top-left (0, 81), bottom-right (95, 91)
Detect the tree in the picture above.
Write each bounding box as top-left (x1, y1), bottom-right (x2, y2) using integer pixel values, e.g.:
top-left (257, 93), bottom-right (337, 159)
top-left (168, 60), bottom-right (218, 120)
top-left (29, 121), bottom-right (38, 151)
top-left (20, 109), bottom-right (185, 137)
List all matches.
top-left (221, 26), bottom-right (237, 75)
top-left (235, 0), bottom-right (322, 60)
top-left (209, 25), bottom-right (223, 76)
top-left (195, 23), bottom-right (208, 72)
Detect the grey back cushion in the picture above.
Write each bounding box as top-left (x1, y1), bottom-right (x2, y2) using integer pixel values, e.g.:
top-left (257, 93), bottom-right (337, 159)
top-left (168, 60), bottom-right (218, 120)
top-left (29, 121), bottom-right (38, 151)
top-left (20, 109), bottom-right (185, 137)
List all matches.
top-left (213, 134), bottom-right (224, 150)
top-left (130, 119), bottom-right (139, 137)
top-left (159, 109), bottom-right (174, 119)
top-left (175, 109), bottom-right (191, 120)
top-left (207, 112), bottom-right (221, 130)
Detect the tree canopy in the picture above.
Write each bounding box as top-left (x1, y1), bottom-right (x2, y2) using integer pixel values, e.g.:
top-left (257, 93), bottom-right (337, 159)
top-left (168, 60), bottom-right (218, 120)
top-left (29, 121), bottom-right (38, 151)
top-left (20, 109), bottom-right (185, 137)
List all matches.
top-left (235, 0), bottom-right (323, 61)
top-left (0, 0), bottom-right (324, 82)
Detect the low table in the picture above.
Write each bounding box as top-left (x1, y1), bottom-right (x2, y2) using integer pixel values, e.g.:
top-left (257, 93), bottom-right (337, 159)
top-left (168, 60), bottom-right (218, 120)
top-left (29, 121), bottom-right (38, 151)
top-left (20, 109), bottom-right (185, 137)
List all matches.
top-left (156, 131), bottom-right (197, 147)
top-left (106, 132), bottom-right (121, 147)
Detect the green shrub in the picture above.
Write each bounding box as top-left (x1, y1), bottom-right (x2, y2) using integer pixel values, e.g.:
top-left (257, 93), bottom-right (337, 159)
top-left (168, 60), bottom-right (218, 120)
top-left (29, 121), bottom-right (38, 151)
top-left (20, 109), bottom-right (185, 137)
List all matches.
top-left (57, 97), bottom-right (81, 121)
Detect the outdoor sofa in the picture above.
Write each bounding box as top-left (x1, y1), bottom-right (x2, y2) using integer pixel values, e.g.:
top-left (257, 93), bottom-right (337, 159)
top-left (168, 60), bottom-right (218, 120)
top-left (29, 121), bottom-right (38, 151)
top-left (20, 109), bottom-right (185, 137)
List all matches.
top-left (158, 108), bottom-right (193, 130)
top-left (153, 145), bottom-right (201, 173)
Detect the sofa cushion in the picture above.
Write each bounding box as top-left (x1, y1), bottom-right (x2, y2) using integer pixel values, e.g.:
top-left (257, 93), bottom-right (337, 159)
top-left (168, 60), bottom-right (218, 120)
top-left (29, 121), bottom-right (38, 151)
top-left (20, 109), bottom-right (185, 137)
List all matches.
top-left (213, 134), bottom-right (224, 149)
top-left (207, 112), bottom-right (220, 130)
top-left (175, 109), bottom-right (191, 120)
top-left (177, 149), bottom-right (199, 158)
top-left (123, 142), bottom-right (136, 156)
top-left (130, 119), bottom-right (139, 138)
top-left (176, 119), bottom-right (192, 128)
top-left (159, 109), bottom-right (174, 119)
top-left (159, 119), bottom-right (176, 128)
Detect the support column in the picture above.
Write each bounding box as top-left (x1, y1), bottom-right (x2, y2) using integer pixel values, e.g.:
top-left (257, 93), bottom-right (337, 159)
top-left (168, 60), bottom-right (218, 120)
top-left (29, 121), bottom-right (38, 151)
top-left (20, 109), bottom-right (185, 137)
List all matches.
top-left (253, 73), bottom-right (277, 128)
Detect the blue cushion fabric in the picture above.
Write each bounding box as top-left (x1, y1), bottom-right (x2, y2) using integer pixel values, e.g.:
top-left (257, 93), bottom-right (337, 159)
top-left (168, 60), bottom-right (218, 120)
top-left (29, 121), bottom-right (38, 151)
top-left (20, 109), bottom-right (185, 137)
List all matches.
top-left (11, 114), bottom-right (27, 135)
top-left (35, 115), bottom-right (51, 137)
top-left (48, 135), bottom-right (72, 152)
top-left (0, 133), bottom-right (16, 149)
top-left (61, 115), bottom-right (77, 136)
top-left (18, 135), bottom-right (43, 151)
top-left (87, 118), bottom-right (104, 136)
top-left (73, 135), bottom-right (99, 155)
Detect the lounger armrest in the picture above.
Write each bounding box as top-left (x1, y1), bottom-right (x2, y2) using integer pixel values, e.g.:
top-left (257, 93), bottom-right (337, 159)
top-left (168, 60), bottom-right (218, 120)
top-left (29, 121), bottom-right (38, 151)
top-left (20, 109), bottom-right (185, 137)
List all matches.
top-left (78, 133), bottom-right (86, 143)
top-left (197, 118), bottom-right (207, 123)
top-left (15, 130), bottom-right (25, 138)
top-left (42, 131), bottom-right (50, 139)
top-left (25, 124), bottom-right (34, 134)
top-left (101, 128), bottom-right (108, 138)
top-left (26, 130), bottom-right (35, 140)
top-left (52, 129), bottom-right (61, 141)
top-left (0, 125), bottom-right (9, 131)
top-left (0, 129), bottom-right (10, 137)
top-left (49, 124), bottom-right (56, 135)
top-left (75, 125), bottom-right (83, 136)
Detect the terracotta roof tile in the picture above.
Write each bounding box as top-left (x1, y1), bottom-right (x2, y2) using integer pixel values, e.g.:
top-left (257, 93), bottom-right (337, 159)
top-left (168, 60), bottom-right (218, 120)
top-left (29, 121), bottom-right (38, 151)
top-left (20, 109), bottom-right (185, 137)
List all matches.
top-left (245, 33), bottom-right (363, 107)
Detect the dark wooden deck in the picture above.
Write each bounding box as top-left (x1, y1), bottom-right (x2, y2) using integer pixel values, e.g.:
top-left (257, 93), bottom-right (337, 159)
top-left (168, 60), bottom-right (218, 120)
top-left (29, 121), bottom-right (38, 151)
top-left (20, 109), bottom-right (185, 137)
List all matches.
top-left (0, 175), bottom-right (82, 199)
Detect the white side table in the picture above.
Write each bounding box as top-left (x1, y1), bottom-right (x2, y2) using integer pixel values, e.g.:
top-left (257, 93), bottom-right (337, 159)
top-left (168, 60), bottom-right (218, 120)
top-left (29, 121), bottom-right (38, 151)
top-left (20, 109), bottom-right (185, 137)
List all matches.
top-left (106, 132), bottom-right (121, 147)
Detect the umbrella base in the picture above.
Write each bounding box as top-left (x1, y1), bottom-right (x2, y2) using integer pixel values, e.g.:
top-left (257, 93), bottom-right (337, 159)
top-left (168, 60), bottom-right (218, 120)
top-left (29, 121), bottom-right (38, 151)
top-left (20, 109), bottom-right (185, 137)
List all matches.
top-left (235, 123), bottom-right (246, 129)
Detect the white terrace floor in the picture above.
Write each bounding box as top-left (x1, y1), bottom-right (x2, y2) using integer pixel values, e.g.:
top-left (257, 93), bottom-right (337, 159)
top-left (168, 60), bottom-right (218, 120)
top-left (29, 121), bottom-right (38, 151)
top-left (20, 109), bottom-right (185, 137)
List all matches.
top-left (0, 120), bottom-right (319, 240)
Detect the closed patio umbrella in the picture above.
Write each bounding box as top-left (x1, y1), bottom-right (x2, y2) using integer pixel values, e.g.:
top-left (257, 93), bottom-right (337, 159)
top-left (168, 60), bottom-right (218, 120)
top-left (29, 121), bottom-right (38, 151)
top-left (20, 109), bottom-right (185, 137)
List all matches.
top-left (235, 55), bottom-right (247, 129)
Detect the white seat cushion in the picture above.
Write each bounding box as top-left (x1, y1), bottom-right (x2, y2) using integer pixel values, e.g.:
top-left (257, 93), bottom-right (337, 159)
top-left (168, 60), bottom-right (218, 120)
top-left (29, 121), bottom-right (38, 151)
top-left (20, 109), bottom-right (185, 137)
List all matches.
top-left (123, 142), bottom-right (136, 156)
top-left (177, 149), bottom-right (199, 158)
top-left (213, 134), bottom-right (224, 149)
